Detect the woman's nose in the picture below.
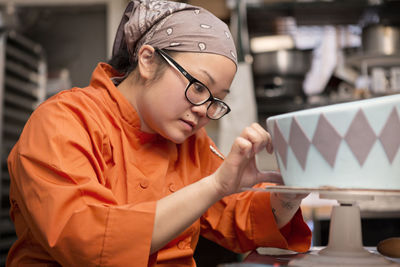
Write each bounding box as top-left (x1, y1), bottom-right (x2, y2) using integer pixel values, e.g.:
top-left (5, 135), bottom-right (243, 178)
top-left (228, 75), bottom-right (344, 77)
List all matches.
top-left (191, 102), bottom-right (209, 117)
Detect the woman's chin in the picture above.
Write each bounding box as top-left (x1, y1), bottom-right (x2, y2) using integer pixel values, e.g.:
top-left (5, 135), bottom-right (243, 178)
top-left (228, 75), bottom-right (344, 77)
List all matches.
top-left (163, 130), bottom-right (193, 144)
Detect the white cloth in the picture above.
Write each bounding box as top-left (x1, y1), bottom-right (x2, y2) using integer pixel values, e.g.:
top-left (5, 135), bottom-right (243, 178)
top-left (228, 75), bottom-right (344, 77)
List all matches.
top-left (218, 62), bottom-right (256, 155)
top-left (302, 26), bottom-right (337, 95)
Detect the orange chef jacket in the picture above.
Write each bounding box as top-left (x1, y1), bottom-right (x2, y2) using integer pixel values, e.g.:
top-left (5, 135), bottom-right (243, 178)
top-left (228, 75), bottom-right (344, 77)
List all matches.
top-left (7, 63), bottom-right (311, 267)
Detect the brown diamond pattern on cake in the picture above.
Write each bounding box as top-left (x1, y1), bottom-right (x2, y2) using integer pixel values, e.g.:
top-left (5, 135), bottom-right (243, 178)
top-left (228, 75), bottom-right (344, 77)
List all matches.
top-left (344, 109), bottom-right (377, 166)
top-left (273, 120), bottom-right (288, 168)
top-left (312, 114), bottom-right (343, 167)
top-left (289, 117), bottom-right (311, 170)
top-left (379, 107), bottom-right (400, 163)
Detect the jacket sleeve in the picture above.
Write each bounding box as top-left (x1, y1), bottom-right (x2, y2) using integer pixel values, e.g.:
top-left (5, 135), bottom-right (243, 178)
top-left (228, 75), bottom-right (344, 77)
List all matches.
top-left (200, 184), bottom-right (311, 253)
top-left (8, 99), bottom-right (157, 267)
top-left (198, 136), bottom-right (311, 254)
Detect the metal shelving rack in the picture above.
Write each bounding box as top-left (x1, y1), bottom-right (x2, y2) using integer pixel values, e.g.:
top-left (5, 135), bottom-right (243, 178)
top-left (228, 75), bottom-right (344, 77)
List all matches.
top-left (0, 30), bottom-right (46, 266)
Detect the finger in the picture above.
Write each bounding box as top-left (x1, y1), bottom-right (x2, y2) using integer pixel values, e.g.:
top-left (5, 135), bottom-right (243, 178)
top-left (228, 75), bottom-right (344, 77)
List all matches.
top-left (266, 131), bottom-right (273, 154)
top-left (240, 126), bottom-right (267, 156)
top-left (228, 136), bottom-right (253, 161)
top-left (250, 123), bottom-right (267, 136)
top-left (250, 123), bottom-right (274, 154)
top-left (252, 123), bottom-right (274, 154)
top-left (251, 123), bottom-right (269, 152)
top-left (256, 171), bottom-right (284, 184)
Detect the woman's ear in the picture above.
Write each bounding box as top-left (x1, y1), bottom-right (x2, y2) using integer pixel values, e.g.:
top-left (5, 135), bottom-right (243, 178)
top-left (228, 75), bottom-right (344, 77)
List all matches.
top-left (137, 45), bottom-right (157, 81)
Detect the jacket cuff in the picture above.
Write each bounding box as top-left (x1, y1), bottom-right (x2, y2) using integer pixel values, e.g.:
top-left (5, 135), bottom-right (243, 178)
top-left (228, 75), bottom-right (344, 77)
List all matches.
top-left (101, 201), bottom-right (157, 266)
top-left (250, 191), bottom-right (312, 252)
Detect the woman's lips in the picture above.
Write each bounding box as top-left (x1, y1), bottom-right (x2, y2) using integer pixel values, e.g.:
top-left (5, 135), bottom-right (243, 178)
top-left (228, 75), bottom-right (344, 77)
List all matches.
top-left (180, 119), bottom-right (196, 131)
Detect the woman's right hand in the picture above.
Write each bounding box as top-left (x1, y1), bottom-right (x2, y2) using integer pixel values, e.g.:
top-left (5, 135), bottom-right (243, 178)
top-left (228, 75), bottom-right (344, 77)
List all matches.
top-left (212, 123), bottom-right (283, 197)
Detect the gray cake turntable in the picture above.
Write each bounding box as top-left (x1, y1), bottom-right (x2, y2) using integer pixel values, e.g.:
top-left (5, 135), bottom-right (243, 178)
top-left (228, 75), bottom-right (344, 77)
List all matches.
top-left (247, 186), bottom-right (400, 266)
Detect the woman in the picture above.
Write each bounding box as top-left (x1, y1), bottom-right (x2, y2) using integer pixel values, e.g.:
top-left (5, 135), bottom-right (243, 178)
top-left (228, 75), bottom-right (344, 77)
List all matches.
top-left (6, 1), bottom-right (311, 266)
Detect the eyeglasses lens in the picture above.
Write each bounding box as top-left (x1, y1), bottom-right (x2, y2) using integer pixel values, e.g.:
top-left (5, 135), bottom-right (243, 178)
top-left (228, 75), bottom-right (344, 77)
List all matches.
top-left (186, 81), bottom-right (210, 105)
top-left (207, 102), bottom-right (228, 119)
top-left (186, 81), bottom-right (229, 120)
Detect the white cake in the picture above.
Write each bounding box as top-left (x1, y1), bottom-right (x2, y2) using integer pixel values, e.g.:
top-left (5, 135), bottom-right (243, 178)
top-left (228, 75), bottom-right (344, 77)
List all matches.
top-left (266, 94), bottom-right (400, 190)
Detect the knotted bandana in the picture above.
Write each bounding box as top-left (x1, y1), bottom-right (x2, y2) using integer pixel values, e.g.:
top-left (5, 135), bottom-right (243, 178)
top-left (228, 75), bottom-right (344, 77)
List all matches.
top-left (112, 0), bottom-right (237, 66)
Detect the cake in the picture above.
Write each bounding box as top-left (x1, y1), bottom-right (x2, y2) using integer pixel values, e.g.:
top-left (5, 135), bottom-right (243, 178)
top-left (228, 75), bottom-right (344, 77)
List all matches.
top-left (266, 94), bottom-right (400, 190)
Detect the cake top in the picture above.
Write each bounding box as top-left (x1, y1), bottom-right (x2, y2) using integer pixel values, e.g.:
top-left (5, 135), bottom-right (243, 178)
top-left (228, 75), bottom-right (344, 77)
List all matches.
top-left (268, 94), bottom-right (400, 121)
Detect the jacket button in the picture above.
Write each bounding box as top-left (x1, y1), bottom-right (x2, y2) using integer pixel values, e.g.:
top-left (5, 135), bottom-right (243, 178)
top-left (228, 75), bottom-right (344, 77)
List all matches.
top-left (168, 183), bottom-right (176, 192)
top-left (140, 180), bottom-right (149, 189)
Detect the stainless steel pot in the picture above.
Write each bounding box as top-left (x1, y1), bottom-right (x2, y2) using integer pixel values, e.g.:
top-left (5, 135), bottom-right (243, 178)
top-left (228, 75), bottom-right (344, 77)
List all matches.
top-left (252, 49), bottom-right (312, 77)
top-left (362, 24), bottom-right (400, 56)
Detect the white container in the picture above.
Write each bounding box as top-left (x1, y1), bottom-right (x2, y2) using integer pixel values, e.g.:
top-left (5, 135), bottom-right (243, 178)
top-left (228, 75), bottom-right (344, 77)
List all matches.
top-left (266, 94), bottom-right (400, 189)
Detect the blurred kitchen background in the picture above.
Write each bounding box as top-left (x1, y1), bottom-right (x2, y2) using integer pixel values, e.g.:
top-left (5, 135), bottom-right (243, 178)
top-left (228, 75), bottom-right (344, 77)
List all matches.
top-left (0, 0), bottom-right (399, 266)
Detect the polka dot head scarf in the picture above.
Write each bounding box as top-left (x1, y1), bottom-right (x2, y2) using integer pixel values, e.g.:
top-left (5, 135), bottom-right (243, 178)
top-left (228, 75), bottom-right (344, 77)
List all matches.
top-left (112, 0), bottom-right (237, 67)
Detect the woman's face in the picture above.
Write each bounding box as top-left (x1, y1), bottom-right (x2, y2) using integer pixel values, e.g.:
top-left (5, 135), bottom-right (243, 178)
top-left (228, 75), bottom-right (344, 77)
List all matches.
top-left (136, 51), bottom-right (236, 144)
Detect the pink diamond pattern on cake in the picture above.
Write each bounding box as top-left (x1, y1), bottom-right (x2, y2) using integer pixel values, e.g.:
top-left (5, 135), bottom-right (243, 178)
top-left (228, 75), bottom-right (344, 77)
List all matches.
top-left (312, 114), bottom-right (343, 168)
top-left (379, 107), bottom-right (400, 163)
top-left (344, 109), bottom-right (377, 166)
top-left (289, 117), bottom-right (311, 170)
top-left (273, 120), bottom-right (288, 168)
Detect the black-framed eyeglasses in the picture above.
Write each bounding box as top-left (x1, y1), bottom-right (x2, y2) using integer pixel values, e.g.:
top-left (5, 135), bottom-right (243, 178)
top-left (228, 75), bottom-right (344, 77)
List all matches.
top-left (155, 48), bottom-right (231, 120)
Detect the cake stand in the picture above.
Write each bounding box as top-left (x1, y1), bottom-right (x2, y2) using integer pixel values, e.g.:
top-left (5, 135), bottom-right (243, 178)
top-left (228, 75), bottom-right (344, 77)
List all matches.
top-left (247, 186), bottom-right (400, 266)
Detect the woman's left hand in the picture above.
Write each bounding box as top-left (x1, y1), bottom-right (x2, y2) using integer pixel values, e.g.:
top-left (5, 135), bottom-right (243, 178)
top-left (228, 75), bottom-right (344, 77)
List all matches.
top-left (274, 192), bottom-right (309, 204)
top-left (270, 192), bottom-right (309, 228)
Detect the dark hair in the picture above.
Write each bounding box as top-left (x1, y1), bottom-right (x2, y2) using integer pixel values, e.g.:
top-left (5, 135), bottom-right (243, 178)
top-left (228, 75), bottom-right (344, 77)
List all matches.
top-left (108, 47), bottom-right (179, 83)
top-left (108, 47), bottom-right (137, 75)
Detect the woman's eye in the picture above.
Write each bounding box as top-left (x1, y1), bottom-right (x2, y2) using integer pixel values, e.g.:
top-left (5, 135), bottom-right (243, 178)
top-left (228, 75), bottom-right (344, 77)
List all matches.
top-left (193, 82), bottom-right (207, 93)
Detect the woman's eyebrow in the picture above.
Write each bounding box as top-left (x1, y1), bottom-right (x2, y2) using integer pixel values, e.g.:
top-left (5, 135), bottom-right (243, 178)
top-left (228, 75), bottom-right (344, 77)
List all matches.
top-left (199, 69), bottom-right (230, 94)
top-left (200, 69), bottom-right (215, 85)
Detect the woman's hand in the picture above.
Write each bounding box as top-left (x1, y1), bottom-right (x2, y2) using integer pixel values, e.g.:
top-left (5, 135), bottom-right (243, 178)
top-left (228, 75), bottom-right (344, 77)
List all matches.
top-left (270, 192), bottom-right (309, 228)
top-left (212, 123), bottom-right (283, 197)
top-left (274, 192), bottom-right (309, 204)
